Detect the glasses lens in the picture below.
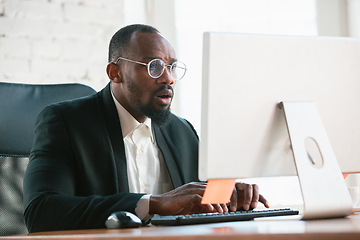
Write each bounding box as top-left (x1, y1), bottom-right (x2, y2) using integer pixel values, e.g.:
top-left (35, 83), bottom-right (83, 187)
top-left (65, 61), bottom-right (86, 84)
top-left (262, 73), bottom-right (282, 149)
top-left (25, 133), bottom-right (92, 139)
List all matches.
top-left (171, 62), bottom-right (187, 80)
top-left (148, 59), bottom-right (165, 78)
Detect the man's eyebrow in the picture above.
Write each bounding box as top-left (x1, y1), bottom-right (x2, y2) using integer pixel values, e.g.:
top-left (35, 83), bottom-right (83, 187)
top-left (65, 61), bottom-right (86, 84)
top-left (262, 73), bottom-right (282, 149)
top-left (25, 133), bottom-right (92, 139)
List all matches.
top-left (143, 56), bottom-right (156, 60)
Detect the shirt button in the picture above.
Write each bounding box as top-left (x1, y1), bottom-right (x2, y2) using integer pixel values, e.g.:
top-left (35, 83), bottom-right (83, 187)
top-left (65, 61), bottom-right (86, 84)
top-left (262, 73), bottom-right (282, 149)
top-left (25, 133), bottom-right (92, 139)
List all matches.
top-left (138, 150), bottom-right (144, 155)
top-left (141, 184), bottom-right (146, 189)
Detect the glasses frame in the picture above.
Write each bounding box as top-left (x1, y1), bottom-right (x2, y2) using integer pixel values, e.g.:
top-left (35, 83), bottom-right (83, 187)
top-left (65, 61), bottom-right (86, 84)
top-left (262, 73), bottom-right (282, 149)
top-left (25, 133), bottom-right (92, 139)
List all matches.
top-left (114, 56), bottom-right (187, 80)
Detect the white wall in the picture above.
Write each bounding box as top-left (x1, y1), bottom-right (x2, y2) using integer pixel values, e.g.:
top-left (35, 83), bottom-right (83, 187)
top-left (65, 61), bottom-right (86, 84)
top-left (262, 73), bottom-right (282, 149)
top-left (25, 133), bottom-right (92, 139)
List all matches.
top-left (0, 0), bottom-right (179, 109)
top-left (0, 0), bottom-right (179, 92)
top-left (0, 0), bottom-right (125, 90)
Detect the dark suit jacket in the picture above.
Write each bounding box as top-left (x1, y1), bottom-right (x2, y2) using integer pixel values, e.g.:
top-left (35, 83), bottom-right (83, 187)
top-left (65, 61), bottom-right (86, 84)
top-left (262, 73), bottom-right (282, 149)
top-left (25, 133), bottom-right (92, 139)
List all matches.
top-left (23, 83), bottom-right (199, 233)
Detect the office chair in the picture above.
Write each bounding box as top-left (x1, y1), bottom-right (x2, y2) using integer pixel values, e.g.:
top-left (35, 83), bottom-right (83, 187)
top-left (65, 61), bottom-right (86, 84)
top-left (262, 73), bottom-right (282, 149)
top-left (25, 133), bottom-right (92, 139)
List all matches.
top-left (0, 82), bottom-right (97, 236)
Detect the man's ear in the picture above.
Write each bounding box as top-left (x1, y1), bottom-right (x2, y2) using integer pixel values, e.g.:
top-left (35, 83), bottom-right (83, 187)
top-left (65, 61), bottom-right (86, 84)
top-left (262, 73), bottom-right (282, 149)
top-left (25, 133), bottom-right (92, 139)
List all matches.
top-left (106, 63), bottom-right (121, 83)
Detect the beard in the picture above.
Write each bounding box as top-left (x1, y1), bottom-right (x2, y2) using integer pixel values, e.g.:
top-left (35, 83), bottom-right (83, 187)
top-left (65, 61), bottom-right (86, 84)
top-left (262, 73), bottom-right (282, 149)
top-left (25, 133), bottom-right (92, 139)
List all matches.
top-left (127, 82), bottom-right (173, 127)
top-left (138, 102), bottom-right (172, 127)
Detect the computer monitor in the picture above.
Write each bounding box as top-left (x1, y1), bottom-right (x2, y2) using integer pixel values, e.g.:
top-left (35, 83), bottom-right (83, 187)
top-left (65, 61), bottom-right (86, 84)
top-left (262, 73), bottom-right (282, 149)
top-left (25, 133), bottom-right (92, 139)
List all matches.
top-left (199, 32), bottom-right (360, 219)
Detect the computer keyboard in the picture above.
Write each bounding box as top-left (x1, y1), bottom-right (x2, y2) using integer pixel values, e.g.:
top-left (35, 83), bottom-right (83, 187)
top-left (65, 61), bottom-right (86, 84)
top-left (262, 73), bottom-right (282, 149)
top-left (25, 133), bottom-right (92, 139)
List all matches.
top-left (151, 208), bottom-right (299, 226)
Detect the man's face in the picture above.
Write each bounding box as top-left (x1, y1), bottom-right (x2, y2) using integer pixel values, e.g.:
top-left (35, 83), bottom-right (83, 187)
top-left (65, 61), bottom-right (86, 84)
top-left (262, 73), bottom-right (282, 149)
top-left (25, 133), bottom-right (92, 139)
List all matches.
top-left (112, 31), bottom-right (177, 125)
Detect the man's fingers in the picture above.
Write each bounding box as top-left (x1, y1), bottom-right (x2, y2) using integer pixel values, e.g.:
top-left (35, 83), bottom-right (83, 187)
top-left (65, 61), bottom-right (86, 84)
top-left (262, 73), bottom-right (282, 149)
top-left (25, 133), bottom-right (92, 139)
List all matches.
top-left (235, 182), bottom-right (264, 211)
top-left (212, 203), bottom-right (223, 213)
top-left (259, 194), bottom-right (270, 208)
top-left (250, 184), bottom-right (259, 209)
top-left (212, 203), bottom-right (229, 213)
top-left (241, 183), bottom-right (253, 210)
top-left (220, 203), bottom-right (228, 212)
top-left (229, 188), bottom-right (238, 212)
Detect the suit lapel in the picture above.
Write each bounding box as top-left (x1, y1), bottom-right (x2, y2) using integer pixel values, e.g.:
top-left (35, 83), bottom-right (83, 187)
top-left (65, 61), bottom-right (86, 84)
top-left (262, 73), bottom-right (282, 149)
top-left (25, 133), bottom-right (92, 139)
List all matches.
top-left (153, 125), bottom-right (183, 189)
top-left (98, 83), bottom-right (129, 193)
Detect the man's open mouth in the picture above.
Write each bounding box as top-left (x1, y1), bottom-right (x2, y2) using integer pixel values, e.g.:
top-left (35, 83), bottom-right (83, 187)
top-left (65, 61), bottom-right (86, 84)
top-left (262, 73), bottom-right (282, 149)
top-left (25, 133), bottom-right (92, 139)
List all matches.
top-left (158, 94), bottom-right (170, 99)
top-left (156, 88), bottom-right (173, 99)
top-left (155, 88), bottom-right (173, 105)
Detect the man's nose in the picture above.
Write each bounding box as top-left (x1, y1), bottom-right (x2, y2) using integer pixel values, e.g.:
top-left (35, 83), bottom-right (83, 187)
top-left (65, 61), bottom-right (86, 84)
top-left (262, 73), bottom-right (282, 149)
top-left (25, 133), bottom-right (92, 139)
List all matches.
top-left (157, 67), bottom-right (175, 85)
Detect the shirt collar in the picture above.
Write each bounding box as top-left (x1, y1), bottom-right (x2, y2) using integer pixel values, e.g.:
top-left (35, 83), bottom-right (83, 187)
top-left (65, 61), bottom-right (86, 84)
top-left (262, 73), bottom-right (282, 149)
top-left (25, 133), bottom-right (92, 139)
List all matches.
top-left (111, 90), bottom-right (154, 141)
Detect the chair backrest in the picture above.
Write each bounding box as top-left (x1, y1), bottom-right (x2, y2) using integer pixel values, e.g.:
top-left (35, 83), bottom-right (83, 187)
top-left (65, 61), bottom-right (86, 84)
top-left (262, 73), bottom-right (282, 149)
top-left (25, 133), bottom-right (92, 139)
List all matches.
top-left (0, 82), bottom-right (97, 236)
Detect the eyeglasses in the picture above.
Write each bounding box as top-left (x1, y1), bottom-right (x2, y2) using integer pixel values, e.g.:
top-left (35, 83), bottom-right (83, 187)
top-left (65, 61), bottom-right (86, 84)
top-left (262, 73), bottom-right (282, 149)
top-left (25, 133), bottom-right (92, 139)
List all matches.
top-left (114, 57), bottom-right (187, 80)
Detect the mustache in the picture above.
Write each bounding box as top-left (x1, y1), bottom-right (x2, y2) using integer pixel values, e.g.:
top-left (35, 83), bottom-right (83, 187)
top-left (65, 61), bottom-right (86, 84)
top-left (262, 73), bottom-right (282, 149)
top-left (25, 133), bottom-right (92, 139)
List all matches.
top-left (153, 85), bottom-right (174, 97)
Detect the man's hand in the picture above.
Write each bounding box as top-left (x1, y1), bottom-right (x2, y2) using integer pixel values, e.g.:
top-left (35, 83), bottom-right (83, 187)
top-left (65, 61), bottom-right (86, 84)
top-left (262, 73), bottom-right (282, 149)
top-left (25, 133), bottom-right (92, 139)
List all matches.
top-left (149, 181), bottom-right (269, 216)
top-left (229, 182), bottom-right (270, 212)
top-left (149, 182), bottom-right (228, 216)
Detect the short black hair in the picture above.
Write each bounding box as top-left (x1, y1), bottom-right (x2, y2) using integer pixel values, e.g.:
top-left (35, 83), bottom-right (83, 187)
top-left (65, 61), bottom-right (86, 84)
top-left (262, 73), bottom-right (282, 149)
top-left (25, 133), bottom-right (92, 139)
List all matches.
top-left (108, 24), bottom-right (160, 63)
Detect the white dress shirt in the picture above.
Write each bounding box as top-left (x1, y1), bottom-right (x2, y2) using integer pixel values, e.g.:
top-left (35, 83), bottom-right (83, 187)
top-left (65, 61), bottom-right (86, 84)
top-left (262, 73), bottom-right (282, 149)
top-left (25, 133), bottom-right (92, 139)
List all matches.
top-left (111, 92), bottom-right (173, 219)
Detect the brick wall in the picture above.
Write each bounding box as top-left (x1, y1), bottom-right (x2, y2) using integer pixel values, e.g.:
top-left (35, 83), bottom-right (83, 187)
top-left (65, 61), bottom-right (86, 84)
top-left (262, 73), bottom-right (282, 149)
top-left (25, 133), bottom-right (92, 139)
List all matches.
top-left (0, 0), bottom-right (130, 91)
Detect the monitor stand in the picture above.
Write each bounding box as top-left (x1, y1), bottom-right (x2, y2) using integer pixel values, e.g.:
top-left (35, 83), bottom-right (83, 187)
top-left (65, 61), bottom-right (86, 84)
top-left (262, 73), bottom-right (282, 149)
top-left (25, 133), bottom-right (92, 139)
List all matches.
top-left (280, 101), bottom-right (353, 219)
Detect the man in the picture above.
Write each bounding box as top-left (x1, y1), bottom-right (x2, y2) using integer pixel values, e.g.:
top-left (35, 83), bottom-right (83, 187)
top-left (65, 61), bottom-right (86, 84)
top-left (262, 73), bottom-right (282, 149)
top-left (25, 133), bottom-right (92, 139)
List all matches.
top-left (23, 24), bottom-right (269, 233)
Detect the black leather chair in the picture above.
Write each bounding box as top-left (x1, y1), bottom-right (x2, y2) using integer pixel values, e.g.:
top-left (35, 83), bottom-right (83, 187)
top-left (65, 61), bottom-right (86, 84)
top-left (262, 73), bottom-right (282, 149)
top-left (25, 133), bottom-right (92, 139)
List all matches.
top-left (0, 82), bottom-right (97, 236)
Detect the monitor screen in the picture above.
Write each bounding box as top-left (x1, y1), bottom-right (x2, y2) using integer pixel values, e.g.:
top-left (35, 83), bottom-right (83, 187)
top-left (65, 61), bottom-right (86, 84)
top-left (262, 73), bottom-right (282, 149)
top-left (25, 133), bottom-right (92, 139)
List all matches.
top-left (199, 32), bottom-right (360, 181)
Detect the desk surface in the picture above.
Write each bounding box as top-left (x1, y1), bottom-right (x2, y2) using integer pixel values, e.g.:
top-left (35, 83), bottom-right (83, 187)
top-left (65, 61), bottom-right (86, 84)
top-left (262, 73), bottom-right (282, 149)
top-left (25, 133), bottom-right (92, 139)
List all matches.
top-left (2, 214), bottom-right (360, 240)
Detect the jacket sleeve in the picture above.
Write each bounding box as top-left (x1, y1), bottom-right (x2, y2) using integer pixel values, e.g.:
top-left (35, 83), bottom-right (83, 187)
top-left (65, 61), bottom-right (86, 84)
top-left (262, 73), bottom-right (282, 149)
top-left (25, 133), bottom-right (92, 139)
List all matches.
top-left (23, 105), bottom-right (144, 233)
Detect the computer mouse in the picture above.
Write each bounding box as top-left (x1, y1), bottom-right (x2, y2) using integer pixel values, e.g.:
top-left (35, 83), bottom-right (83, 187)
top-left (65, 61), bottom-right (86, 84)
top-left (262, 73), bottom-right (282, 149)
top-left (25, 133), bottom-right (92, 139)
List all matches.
top-left (105, 211), bottom-right (142, 229)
